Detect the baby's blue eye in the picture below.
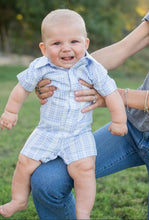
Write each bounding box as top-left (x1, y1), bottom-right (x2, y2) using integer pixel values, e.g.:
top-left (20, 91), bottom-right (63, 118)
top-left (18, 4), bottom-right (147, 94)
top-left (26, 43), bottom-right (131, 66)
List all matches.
top-left (71, 40), bottom-right (78, 43)
top-left (54, 42), bottom-right (60, 45)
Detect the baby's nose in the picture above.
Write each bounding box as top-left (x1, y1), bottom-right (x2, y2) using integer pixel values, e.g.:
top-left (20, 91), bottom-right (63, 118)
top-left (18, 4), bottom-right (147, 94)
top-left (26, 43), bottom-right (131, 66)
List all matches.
top-left (62, 43), bottom-right (71, 51)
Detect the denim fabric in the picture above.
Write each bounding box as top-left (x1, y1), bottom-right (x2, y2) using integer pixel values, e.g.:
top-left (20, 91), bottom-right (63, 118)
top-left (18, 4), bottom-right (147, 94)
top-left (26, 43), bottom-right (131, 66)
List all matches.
top-left (127, 71), bottom-right (149, 132)
top-left (31, 158), bottom-right (75, 220)
top-left (31, 120), bottom-right (149, 220)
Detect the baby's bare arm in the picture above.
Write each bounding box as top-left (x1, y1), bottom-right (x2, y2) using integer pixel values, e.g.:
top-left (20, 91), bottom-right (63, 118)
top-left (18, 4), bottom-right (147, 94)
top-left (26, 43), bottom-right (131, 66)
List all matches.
top-left (105, 90), bottom-right (127, 136)
top-left (0, 83), bottom-right (30, 130)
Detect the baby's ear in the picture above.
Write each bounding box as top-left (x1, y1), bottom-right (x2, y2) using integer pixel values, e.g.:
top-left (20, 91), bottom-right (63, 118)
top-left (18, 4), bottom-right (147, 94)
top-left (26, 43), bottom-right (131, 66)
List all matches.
top-left (39, 42), bottom-right (47, 56)
top-left (85, 38), bottom-right (90, 50)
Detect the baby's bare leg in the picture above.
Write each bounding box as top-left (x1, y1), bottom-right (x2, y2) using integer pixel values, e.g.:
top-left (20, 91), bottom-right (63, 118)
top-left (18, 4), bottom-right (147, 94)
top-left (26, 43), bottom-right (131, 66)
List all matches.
top-left (68, 156), bottom-right (96, 219)
top-left (0, 154), bottom-right (41, 218)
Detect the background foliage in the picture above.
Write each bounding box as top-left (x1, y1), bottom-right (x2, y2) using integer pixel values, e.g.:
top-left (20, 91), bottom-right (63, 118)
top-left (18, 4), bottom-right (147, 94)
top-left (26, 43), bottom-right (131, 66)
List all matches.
top-left (0, 0), bottom-right (148, 55)
top-left (0, 1), bottom-right (149, 219)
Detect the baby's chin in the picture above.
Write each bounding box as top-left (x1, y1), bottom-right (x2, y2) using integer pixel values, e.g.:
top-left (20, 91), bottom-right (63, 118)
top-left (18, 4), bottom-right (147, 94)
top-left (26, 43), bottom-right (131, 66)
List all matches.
top-left (59, 58), bottom-right (77, 69)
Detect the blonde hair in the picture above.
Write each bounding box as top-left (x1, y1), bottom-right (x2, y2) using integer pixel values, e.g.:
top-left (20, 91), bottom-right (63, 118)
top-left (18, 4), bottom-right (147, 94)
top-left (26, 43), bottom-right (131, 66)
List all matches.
top-left (41, 9), bottom-right (87, 41)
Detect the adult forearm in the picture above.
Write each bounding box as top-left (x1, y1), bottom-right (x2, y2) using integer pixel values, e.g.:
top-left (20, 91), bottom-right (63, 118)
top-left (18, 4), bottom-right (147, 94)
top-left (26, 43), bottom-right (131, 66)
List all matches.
top-left (91, 21), bottom-right (149, 70)
top-left (118, 88), bottom-right (147, 111)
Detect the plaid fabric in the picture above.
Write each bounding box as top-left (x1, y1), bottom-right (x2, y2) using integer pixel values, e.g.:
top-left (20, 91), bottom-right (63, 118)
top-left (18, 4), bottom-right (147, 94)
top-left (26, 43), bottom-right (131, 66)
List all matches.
top-left (18, 52), bottom-right (117, 164)
top-left (21, 129), bottom-right (96, 164)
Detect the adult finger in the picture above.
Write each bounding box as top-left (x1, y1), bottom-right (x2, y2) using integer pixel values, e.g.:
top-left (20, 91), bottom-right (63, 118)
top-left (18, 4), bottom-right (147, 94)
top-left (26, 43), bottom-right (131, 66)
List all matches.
top-left (75, 95), bottom-right (96, 102)
top-left (78, 79), bottom-right (93, 89)
top-left (38, 86), bottom-right (56, 94)
top-left (39, 91), bottom-right (55, 99)
top-left (37, 79), bottom-right (51, 87)
top-left (40, 99), bottom-right (48, 105)
top-left (75, 88), bottom-right (97, 97)
top-left (81, 102), bottom-right (99, 113)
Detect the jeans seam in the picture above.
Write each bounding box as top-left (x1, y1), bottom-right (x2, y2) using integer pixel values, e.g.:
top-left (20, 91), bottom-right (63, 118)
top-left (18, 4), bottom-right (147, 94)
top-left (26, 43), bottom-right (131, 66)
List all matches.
top-left (64, 195), bottom-right (76, 220)
top-left (106, 149), bottom-right (135, 171)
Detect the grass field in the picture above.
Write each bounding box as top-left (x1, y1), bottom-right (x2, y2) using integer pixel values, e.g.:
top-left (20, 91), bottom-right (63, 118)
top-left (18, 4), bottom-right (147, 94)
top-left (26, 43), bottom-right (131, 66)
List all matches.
top-left (0, 65), bottom-right (148, 219)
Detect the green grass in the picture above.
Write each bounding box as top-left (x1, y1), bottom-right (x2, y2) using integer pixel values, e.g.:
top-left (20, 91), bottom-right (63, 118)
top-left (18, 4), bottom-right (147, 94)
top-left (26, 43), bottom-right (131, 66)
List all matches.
top-left (0, 65), bottom-right (148, 219)
top-left (0, 66), bottom-right (40, 220)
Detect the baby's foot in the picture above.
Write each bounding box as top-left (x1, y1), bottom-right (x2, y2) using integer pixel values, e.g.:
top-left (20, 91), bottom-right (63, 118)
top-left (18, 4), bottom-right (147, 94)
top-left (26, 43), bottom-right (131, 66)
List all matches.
top-left (0, 200), bottom-right (27, 218)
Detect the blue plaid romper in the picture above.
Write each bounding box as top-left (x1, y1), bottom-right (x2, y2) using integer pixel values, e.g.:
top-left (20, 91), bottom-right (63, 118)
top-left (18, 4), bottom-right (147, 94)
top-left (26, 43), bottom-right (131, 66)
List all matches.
top-left (17, 52), bottom-right (117, 164)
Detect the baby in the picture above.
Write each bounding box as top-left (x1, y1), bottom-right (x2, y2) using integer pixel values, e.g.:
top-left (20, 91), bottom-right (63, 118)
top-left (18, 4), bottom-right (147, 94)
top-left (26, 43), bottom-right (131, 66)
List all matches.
top-left (0, 9), bottom-right (127, 219)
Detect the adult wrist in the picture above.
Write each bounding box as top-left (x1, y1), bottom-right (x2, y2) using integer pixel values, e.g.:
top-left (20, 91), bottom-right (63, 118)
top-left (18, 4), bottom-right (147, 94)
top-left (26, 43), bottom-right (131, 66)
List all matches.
top-left (124, 88), bottom-right (130, 112)
top-left (144, 90), bottom-right (149, 113)
top-left (142, 11), bottom-right (149, 22)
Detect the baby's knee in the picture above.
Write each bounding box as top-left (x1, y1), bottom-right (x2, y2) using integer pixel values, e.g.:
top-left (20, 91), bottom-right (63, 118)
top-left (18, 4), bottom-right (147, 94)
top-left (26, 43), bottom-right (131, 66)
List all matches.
top-left (78, 160), bottom-right (95, 172)
top-left (17, 154), bottom-right (30, 167)
top-left (17, 154), bottom-right (40, 174)
top-left (68, 156), bottom-right (95, 179)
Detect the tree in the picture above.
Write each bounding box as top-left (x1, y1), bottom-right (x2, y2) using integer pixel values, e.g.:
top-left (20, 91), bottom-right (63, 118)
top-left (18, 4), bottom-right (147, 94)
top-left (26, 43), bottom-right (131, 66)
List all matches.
top-left (0, 0), bottom-right (147, 55)
top-left (0, 0), bottom-right (17, 53)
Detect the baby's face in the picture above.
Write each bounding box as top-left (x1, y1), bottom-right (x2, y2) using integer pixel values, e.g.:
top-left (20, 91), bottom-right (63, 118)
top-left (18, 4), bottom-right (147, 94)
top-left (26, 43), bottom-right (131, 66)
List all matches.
top-left (40, 22), bottom-right (89, 69)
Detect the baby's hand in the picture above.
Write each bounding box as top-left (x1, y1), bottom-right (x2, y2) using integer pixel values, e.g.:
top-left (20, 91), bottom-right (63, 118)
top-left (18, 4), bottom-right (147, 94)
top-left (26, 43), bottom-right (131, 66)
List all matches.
top-left (0, 111), bottom-right (18, 130)
top-left (108, 122), bottom-right (128, 136)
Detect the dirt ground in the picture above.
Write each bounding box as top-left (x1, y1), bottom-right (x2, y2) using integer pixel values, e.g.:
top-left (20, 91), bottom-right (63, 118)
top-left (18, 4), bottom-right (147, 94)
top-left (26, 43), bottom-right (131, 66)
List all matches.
top-left (0, 54), bottom-right (35, 66)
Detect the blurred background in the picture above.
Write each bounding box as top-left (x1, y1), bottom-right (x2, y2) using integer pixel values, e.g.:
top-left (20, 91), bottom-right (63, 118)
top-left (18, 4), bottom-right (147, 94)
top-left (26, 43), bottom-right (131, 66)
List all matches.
top-left (0, 0), bottom-right (148, 56)
top-left (0, 1), bottom-right (149, 219)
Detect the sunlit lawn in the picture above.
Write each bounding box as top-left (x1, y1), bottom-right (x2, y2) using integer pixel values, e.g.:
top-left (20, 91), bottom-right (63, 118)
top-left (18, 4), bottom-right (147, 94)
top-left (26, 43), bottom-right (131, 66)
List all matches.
top-left (0, 65), bottom-right (148, 219)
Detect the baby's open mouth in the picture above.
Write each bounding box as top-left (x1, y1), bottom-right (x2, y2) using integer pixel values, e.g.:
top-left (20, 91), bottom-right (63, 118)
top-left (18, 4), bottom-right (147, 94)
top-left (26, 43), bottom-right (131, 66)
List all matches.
top-left (61, 56), bottom-right (74, 61)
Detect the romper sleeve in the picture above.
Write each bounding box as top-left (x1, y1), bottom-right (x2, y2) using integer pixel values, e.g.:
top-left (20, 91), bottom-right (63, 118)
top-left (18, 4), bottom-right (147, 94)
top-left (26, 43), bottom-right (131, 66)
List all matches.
top-left (17, 58), bottom-right (43, 92)
top-left (88, 57), bottom-right (117, 97)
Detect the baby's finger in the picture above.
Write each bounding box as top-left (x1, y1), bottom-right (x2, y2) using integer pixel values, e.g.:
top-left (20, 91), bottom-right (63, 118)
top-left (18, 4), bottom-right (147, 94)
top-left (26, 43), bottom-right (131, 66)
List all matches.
top-left (0, 120), bottom-right (4, 130)
top-left (5, 124), bottom-right (12, 130)
top-left (0, 124), bottom-right (4, 130)
top-left (12, 121), bottom-right (17, 127)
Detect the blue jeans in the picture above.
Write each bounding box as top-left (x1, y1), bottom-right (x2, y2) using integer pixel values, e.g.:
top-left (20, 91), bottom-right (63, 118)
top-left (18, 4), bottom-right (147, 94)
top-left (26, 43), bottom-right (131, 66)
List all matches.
top-left (31, 120), bottom-right (149, 219)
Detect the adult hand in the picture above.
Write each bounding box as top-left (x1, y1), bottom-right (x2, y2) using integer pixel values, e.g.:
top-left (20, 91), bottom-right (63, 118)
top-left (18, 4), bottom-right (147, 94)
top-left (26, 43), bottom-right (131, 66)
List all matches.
top-left (35, 78), bottom-right (106, 111)
top-left (75, 79), bottom-right (106, 113)
top-left (35, 79), bottom-right (57, 104)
